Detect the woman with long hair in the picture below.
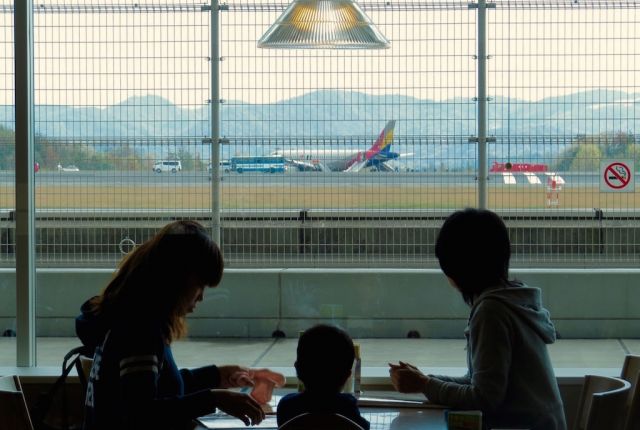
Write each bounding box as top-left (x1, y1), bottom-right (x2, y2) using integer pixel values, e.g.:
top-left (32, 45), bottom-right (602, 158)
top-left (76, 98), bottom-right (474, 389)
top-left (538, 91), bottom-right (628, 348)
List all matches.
top-left (389, 208), bottom-right (566, 430)
top-left (76, 220), bottom-right (267, 430)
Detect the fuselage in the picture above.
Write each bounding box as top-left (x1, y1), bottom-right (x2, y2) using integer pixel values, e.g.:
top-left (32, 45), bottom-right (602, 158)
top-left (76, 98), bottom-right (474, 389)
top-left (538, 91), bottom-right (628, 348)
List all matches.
top-left (272, 149), bottom-right (365, 171)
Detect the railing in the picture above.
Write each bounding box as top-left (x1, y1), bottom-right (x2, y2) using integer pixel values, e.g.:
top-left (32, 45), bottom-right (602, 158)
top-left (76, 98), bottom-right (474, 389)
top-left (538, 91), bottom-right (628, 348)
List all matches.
top-left (0, 209), bottom-right (638, 268)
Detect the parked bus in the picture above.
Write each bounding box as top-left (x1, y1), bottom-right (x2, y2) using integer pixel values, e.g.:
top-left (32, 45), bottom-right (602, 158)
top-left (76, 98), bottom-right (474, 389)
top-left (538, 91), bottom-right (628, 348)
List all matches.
top-left (231, 156), bottom-right (286, 173)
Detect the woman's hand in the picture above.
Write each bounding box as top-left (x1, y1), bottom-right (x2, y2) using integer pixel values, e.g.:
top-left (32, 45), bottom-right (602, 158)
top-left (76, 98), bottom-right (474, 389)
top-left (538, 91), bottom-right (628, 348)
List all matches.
top-left (210, 389), bottom-right (265, 426)
top-left (388, 361), bottom-right (430, 393)
top-left (217, 365), bottom-right (254, 389)
top-left (247, 368), bottom-right (286, 404)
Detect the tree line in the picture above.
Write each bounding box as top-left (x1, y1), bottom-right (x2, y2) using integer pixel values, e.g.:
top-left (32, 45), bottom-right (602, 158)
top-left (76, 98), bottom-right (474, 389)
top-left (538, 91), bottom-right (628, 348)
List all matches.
top-left (553, 131), bottom-right (638, 171)
top-left (0, 126), bottom-right (207, 171)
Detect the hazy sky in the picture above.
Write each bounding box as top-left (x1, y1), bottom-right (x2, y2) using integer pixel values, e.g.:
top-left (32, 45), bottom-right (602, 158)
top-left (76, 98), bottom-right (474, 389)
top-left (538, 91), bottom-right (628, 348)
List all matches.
top-left (1, 0), bottom-right (639, 107)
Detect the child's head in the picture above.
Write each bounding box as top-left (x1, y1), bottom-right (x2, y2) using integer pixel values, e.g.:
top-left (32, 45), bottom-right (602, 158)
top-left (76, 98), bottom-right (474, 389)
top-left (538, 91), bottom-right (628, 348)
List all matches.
top-left (435, 208), bottom-right (511, 305)
top-left (295, 324), bottom-right (355, 393)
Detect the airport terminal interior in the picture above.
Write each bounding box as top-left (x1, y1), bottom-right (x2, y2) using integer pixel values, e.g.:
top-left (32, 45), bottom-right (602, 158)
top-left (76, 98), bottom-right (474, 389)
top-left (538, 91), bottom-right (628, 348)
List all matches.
top-left (3, 0), bottom-right (640, 429)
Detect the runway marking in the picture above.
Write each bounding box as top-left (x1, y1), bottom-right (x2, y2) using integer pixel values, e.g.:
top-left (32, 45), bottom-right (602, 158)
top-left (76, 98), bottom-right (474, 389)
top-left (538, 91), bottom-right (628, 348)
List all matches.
top-left (502, 172), bottom-right (516, 184)
top-left (523, 172), bottom-right (542, 185)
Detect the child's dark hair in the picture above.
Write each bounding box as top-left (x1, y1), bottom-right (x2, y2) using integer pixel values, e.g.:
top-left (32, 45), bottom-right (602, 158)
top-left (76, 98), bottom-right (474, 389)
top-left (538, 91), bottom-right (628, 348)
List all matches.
top-left (295, 324), bottom-right (355, 393)
top-left (435, 208), bottom-right (511, 305)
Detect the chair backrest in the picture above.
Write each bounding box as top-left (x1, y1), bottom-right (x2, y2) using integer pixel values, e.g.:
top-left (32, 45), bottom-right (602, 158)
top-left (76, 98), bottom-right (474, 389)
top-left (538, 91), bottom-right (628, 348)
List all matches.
top-left (620, 355), bottom-right (640, 430)
top-left (79, 355), bottom-right (94, 382)
top-left (621, 354), bottom-right (640, 408)
top-left (574, 374), bottom-right (631, 430)
top-left (0, 375), bottom-right (35, 430)
top-left (624, 377), bottom-right (640, 430)
top-left (279, 412), bottom-right (365, 430)
top-left (622, 355), bottom-right (640, 393)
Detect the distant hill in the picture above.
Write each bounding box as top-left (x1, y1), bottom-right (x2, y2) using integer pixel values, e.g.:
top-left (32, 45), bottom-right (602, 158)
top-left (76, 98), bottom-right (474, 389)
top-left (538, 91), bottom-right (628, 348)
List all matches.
top-left (1, 88), bottom-right (638, 138)
top-left (0, 89), bottom-right (638, 170)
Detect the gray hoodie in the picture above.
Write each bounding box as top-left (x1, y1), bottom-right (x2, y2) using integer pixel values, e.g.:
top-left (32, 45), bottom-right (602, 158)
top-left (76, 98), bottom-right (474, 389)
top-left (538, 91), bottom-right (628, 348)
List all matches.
top-left (424, 282), bottom-right (567, 430)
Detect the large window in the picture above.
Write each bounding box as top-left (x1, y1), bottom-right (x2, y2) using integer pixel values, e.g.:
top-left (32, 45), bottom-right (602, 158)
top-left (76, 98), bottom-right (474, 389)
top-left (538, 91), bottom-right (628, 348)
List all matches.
top-left (2, 0), bottom-right (639, 368)
top-left (1, 1), bottom-right (639, 268)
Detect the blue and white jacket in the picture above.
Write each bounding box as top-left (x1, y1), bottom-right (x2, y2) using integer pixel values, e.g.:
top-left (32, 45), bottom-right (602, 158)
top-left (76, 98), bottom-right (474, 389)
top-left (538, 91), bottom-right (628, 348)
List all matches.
top-left (76, 298), bottom-right (221, 430)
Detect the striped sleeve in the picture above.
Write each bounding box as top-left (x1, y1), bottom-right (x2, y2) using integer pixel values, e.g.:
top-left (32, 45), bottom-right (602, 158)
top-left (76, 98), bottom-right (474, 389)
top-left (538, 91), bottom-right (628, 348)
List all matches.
top-left (119, 354), bottom-right (159, 377)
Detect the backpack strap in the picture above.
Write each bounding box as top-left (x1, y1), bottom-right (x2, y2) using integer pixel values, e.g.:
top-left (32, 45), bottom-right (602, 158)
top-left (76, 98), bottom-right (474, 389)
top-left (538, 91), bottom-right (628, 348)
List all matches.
top-left (32, 345), bottom-right (92, 430)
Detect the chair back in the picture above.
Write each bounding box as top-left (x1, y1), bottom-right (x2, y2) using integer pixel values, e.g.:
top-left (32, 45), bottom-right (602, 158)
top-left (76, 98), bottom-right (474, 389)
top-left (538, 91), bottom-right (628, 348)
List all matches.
top-left (79, 355), bottom-right (94, 383)
top-left (0, 375), bottom-right (35, 430)
top-left (279, 412), bottom-right (365, 430)
top-left (574, 374), bottom-right (631, 430)
top-left (624, 378), bottom-right (640, 430)
top-left (622, 355), bottom-right (640, 394)
top-left (621, 355), bottom-right (640, 430)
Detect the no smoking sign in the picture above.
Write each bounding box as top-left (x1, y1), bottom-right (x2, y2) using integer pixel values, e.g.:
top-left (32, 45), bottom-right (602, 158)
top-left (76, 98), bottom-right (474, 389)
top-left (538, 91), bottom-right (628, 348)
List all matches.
top-left (600, 160), bottom-right (635, 192)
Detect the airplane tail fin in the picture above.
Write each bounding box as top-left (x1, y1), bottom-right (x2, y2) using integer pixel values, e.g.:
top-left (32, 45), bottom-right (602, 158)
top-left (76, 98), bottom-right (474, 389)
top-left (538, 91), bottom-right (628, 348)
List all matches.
top-left (366, 120), bottom-right (396, 160)
top-left (345, 120), bottom-right (396, 172)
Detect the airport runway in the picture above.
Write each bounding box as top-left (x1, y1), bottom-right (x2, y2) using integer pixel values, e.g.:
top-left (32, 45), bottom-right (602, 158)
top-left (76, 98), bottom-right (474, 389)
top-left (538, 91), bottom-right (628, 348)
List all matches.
top-left (0, 170), bottom-right (602, 187)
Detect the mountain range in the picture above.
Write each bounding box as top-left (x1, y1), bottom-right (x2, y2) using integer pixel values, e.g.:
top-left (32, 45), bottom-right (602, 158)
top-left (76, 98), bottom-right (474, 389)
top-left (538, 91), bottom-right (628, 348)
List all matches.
top-left (1, 89), bottom-right (638, 169)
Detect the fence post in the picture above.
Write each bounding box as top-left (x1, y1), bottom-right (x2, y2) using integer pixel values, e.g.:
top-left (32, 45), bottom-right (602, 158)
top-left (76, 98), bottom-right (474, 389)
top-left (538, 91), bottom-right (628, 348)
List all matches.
top-left (476, 0), bottom-right (489, 209)
top-left (211, 0), bottom-right (222, 244)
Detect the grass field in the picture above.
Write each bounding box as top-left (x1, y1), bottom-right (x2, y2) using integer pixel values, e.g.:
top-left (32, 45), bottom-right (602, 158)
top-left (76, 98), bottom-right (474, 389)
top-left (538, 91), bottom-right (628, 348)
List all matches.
top-left (1, 184), bottom-right (639, 210)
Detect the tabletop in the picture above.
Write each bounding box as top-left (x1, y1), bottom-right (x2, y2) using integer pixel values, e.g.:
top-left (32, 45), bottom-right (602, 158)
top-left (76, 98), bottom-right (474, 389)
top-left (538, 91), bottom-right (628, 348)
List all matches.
top-left (195, 390), bottom-right (449, 430)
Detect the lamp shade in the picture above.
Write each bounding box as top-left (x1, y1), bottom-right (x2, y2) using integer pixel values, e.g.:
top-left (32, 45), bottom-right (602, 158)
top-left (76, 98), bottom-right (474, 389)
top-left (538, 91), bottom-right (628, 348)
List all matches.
top-left (257, 0), bottom-right (390, 49)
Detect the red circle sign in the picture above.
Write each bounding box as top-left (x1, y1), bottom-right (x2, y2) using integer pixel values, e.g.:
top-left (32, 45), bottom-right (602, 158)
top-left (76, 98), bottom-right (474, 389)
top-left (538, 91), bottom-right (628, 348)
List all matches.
top-left (604, 162), bottom-right (632, 189)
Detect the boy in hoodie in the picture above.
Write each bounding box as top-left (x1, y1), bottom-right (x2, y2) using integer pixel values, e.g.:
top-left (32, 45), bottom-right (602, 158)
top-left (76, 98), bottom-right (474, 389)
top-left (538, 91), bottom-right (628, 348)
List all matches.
top-left (277, 324), bottom-right (370, 429)
top-left (389, 208), bottom-right (567, 430)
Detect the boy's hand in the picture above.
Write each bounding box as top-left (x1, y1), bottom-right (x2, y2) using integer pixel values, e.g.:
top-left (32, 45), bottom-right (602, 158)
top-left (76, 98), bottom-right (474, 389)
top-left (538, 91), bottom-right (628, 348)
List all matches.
top-left (388, 361), bottom-right (430, 393)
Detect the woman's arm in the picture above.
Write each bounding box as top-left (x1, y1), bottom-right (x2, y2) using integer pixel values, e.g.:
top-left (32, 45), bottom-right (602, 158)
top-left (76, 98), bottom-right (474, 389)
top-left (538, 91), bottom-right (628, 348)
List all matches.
top-left (427, 373), bottom-right (471, 385)
top-left (423, 300), bottom-right (512, 411)
top-left (180, 365), bottom-right (221, 392)
top-left (113, 327), bottom-right (262, 427)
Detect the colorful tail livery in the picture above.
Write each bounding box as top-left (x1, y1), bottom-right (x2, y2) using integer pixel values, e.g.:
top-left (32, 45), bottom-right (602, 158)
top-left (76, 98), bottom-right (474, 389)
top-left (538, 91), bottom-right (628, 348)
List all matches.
top-left (345, 120), bottom-right (397, 172)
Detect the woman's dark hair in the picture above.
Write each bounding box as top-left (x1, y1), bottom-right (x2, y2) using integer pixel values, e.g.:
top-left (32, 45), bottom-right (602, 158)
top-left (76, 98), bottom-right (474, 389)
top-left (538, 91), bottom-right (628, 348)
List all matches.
top-left (435, 208), bottom-right (511, 305)
top-left (295, 324), bottom-right (355, 393)
top-left (89, 220), bottom-right (223, 342)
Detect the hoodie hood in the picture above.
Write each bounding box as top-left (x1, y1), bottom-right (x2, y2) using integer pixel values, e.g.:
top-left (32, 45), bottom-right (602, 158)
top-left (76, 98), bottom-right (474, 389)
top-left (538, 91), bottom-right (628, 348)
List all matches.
top-left (472, 282), bottom-right (557, 344)
top-left (76, 297), bottom-right (111, 354)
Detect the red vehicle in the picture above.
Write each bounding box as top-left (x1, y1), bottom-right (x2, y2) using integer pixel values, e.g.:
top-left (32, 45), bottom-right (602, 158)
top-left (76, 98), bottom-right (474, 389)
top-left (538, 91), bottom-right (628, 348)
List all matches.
top-left (490, 161), bottom-right (548, 173)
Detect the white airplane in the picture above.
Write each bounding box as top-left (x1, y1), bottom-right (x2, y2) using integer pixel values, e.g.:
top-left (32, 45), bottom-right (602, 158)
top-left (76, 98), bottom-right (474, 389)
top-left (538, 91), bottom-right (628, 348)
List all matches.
top-left (271, 120), bottom-right (403, 172)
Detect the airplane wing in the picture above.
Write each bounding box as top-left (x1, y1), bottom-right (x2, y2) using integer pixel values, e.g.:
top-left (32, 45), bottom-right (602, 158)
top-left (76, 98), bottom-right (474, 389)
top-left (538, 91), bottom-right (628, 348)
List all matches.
top-left (287, 159), bottom-right (327, 172)
top-left (344, 159), bottom-right (368, 173)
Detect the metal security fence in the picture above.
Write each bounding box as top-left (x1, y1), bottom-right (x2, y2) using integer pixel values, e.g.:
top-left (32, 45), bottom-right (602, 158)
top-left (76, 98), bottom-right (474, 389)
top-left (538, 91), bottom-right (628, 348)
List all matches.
top-left (0, 4), bottom-right (14, 269)
top-left (220, 0), bottom-right (478, 266)
top-left (487, 1), bottom-right (640, 266)
top-left (2, 1), bottom-right (212, 266)
top-left (0, 0), bottom-right (639, 268)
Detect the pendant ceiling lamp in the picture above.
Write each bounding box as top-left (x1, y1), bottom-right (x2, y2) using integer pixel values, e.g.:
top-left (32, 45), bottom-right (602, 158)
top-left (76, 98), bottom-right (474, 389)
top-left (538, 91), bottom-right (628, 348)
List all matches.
top-left (258, 0), bottom-right (390, 49)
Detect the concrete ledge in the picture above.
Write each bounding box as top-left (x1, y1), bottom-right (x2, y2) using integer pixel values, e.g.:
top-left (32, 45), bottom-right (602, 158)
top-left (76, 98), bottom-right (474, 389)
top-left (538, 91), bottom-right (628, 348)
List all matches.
top-left (1, 268), bottom-right (639, 338)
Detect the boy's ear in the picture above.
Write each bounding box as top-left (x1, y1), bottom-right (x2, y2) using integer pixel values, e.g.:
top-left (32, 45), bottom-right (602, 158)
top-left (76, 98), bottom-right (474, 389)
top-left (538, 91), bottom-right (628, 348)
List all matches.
top-left (339, 369), bottom-right (352, 384)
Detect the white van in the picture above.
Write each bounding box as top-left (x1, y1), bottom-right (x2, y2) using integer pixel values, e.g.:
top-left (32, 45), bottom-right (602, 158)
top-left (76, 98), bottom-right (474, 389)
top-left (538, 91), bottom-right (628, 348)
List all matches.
top-left (153, 160), bottom-right (182, 173)
top-left (207, 160), bottom-right (231, 181)
top-left (208, 160), bottom-right (231, 174)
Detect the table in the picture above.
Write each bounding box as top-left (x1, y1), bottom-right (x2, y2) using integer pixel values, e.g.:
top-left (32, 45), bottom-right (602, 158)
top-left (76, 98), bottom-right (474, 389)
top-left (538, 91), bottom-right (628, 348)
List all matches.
top-left (362, 407), bottom-right (446, 430)
top-left (195, 391), bottom-right (448, 430)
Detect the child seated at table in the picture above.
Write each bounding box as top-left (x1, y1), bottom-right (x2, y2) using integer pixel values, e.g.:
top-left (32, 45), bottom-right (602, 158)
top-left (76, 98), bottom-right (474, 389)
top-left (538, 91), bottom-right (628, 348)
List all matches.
top-left (276, 324), bottom-right (370, 429)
